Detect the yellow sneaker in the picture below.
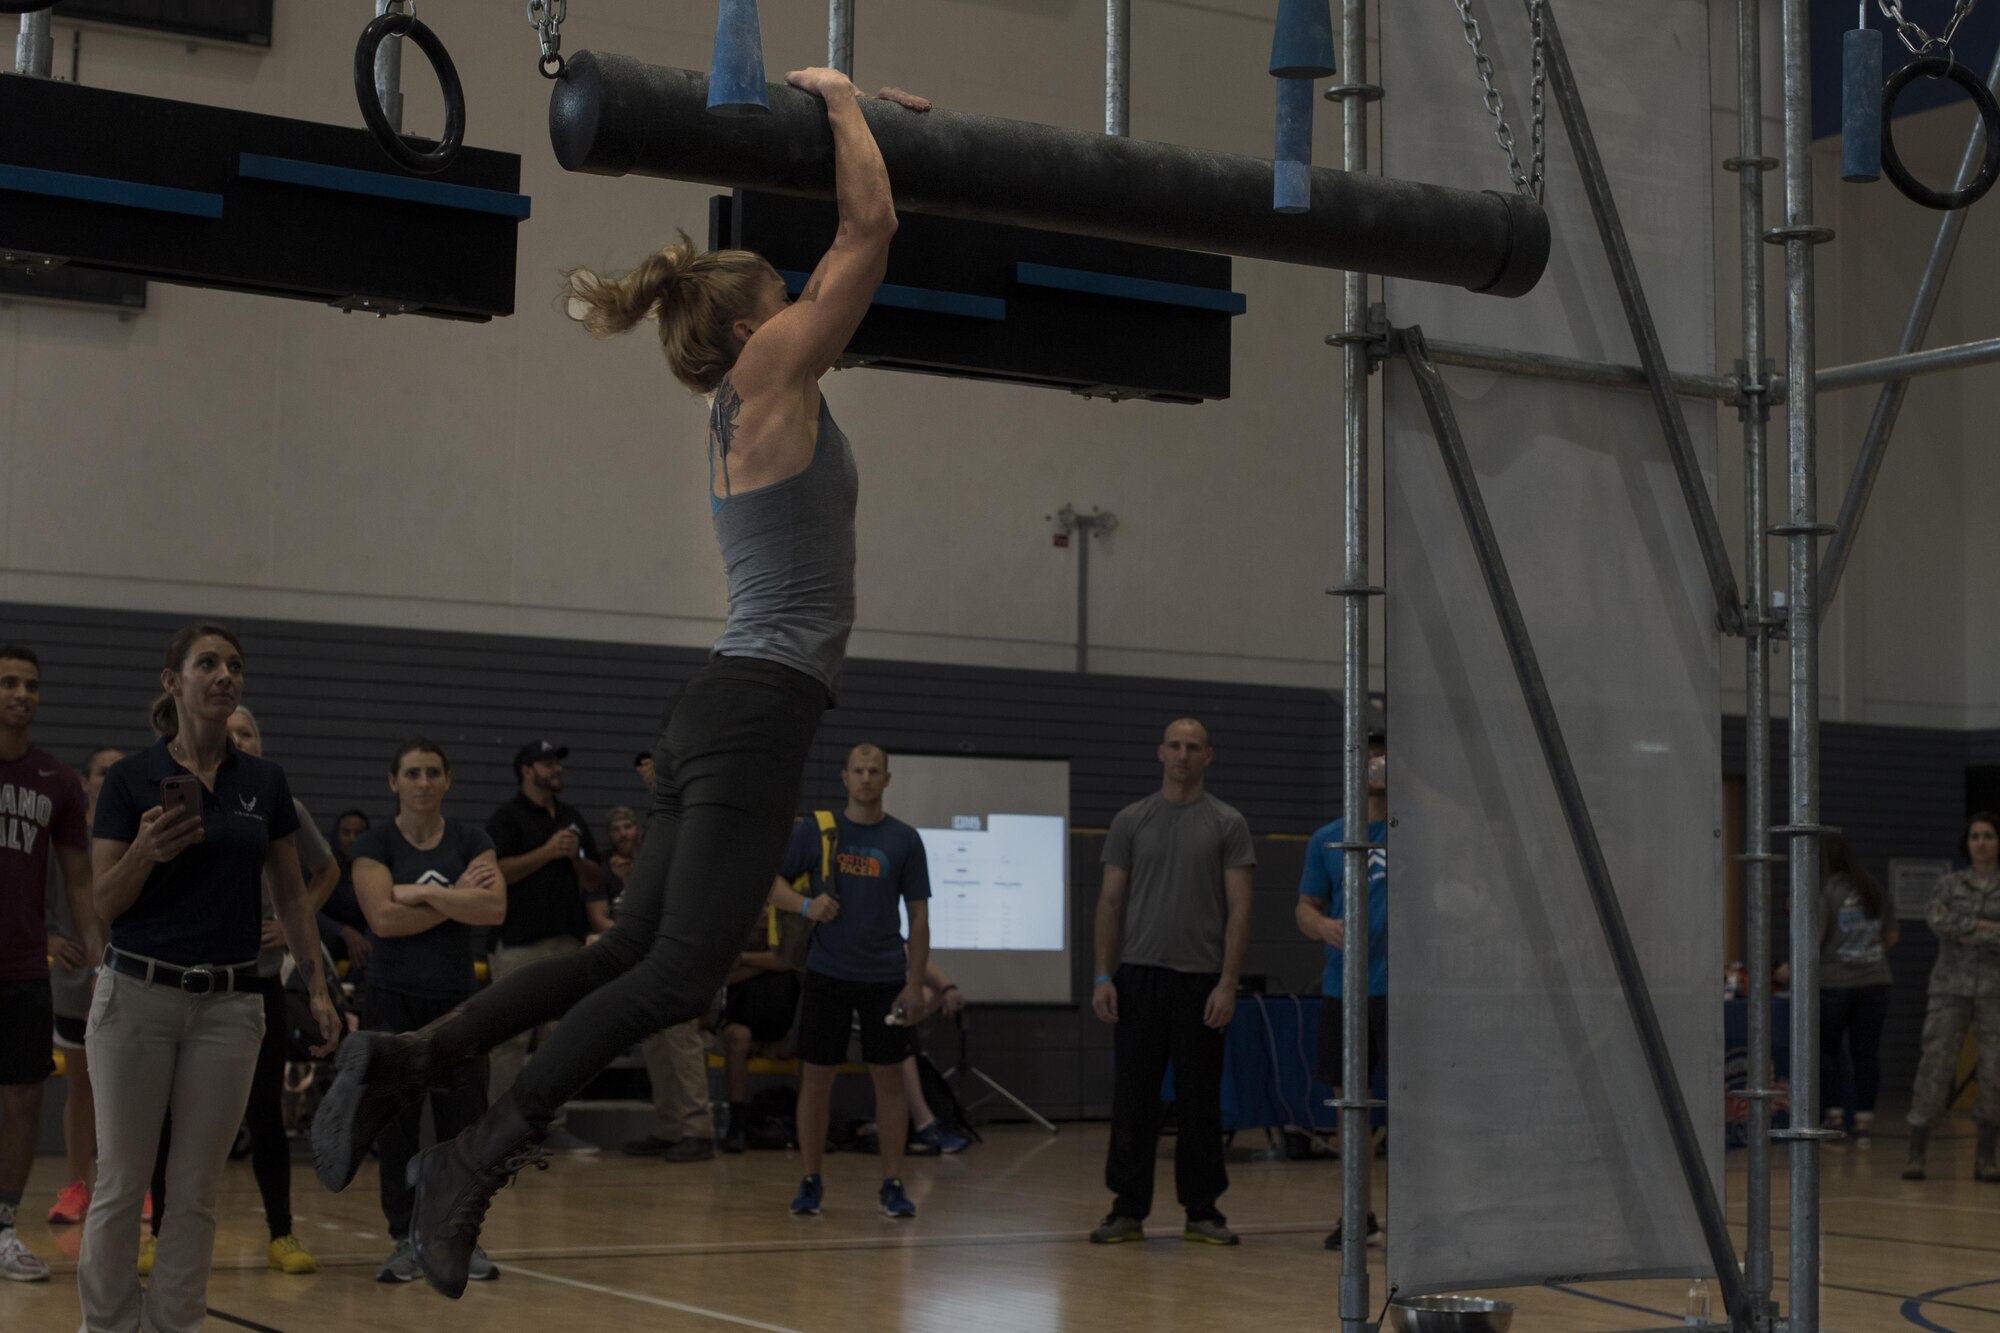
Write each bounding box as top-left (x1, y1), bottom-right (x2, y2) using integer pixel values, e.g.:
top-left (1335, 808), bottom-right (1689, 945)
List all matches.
top-left (136, 1236), bottom-right (155, 1277)
top-left (267, 1234), bottom-right (317, 1274)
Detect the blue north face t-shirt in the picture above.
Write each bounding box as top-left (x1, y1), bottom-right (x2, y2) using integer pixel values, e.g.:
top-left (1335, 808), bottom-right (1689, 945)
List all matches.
top-left (782, 812), bottom-right (931, 986)
top-left (1299, 817), bottom-right (1388, 997)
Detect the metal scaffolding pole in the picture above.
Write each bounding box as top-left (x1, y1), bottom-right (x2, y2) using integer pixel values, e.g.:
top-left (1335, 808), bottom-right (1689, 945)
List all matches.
top-left (1425, 339), bottom-right (1744, 402)
top-left (1775, 3), bottom-right (1833, 1332)
top-left (828, 0), bottom-right (854, 77)
top-left (372, 0), bottom-right (405, 134)
top-left (1818, 335), bottom-right (2000, 393)
top-left (1105, 0), bottom-right (1129, 137)
top-left (1333, 6), bottom-right (1380, 1333)
top-left (1398, 325), bottom-right (1752, 1333)
top-left (1730, 2), bottom-right (1779, 1327)
top-left (1530, 0), bottom-right (1745, 636)
top-left (1819, 42), bottom-right (2000, 612)
top-left (15, 6), bottom-right (52, 79)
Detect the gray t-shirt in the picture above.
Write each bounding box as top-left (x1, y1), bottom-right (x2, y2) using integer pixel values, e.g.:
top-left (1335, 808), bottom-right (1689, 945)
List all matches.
top-left (258, 798), bottom-right (334, 977)
top-left (1103, 791), bottom-right (1255, 974)
top-left (1819, 872), bottom-right (1892, 989)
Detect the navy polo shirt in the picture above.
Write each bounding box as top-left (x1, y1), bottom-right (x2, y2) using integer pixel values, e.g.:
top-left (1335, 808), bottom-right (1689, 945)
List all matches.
top-left (93, 740), bottom-right (300, 967)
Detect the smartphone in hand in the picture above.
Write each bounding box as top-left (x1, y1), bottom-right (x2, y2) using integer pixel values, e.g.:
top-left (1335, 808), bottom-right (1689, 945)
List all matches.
top-left (160, 774), bottom-right (202, 823)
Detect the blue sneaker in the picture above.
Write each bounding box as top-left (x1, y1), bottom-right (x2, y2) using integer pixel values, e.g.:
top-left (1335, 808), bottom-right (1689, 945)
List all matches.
top-left (913, 1119), bottom-right (971, 1155)
top-left (879, 1177), bottom-right (916, 1220)
top-left (790, 1174), bottom-right (823, 1216)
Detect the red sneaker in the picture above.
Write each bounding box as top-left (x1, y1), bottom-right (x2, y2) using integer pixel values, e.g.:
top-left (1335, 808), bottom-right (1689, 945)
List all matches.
top-left (47, 1180), bottom-right (91, 1225)
top-left (141, 1192), bottom-right (153, 1224)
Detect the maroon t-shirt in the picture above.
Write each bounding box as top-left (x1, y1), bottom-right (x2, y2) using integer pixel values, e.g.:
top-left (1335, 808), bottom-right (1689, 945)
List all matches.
top-left (0, 747), bottom-right (88, 982)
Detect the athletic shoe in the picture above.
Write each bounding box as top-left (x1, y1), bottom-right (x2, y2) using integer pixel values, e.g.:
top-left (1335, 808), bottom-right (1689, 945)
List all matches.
top-left (376, 1238), bottom-right (421, 1283)
top-left (141, 1191), bottom-right (153, 1223)
top-left (790, 1174), bottom-right (823, 1216)
top-left (720, 1120), bottom-right (747, 1154)
top-left (540, 1126), bottom-right (600, 1155)
top-left (1183, 1217), bottom-right (1240, 1246)
top-left (1325, 1212), bottom-right (1382, 1250)
top-left (467, 1247), bottom-right (500, 1281)
top-left (912, 1119), bottom-right (970, 1155)
top-left (0, 1229), bottom-right (50, 1282)
top-left (879, 1177), bottom-right (917, 1219)
top-left (267, 1234), bottom-right (318, 1274)
top-left (47, 1180), bottom-right (91, 1225)
top-left (1088, 1214), bottom-right (1144, 1244)
top-left (137, 1235), bottom-right (155, 1277)
top-left (660, 1137), bottom-right (715, 1162)
top-left (621, 1134), bottom-right (675, 1157)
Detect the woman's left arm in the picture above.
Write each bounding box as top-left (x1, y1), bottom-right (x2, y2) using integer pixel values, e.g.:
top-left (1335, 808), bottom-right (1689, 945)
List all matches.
top-left (266, 835), bottom-right (340, 1055)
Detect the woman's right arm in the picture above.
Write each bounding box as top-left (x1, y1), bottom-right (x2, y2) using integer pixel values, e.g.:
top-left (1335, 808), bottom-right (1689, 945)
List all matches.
top-left (1926, 874), bottom-right (1983, 942)
top-left (91, 805), bottom-right (200, 922)
top-left (352, 858), bottom-right (447, 939)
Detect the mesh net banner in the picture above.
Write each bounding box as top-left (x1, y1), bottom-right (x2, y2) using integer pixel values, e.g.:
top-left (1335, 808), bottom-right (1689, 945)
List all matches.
top-left (1379, 1), bottom-right (1724, 1295)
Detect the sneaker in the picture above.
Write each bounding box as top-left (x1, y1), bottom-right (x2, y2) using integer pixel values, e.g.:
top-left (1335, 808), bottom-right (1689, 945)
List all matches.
top-left (913, 1119), bottom-right (970, 1155)
top-left (720, 1120), bottom-right (747, 1155)
top-left (879, 1177), bottom-right (917, 1220)
top-left (47, 1180), bottom-right (91, 1225)
top-left (1853, 1113), bottom-right (1875, 1144)
top-left (141, 1192), bottom-right (153, 1224)
top-left (376, 1237), bottom-right (421, 1283)
top-left (660, 1137), bottom-right (715, 1163)
top-left (1325, 1212), bottom-right (1383, 1250)
top-left (790, 1174), bottom-right (824, 1216)
top-left (1184, 1217), bottom-right (1240, 1246)
top-left (1088, 1214), bottom-right (1144, 1244)
top-left (137, 1235), bottom-right (155, 1277)
top-left (541, 1126), bottom-right (600, 1155)
top-left (0, 1229), bottom-right (50, 1282)
top-left (267, 1233), bottom-right (318, 1274)
top-left (466, 1246), bottom-right (500, 1282)
top-left (621, 1134), bottom-right (676, 1157)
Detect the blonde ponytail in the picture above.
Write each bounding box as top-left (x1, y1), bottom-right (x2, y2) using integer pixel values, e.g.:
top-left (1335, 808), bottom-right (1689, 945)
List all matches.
top-left (563, 231), bottom-right (782, 394)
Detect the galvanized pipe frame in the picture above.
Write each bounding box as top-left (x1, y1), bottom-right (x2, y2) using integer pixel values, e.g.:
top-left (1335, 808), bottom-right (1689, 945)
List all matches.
top-left (1818, 42), bottom-right (2000, 614)
top-left (1105, 0), bottom-right (1130, 138)
top-left (1528, 0), bottom-right (1746, 638)
top-left (15, 5), bottom-right (52, 78)
top-left (828, 0), bottom-right (854, 78)
top-left (372, 0), bottom-right (405, 135)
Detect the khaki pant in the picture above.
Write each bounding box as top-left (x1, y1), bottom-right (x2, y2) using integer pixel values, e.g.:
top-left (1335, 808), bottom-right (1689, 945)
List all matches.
top-left (76, 968), bottom-right (263, 1333)
top-left (487, 935), bottom-right (583, 1127)
top-left (1906, 991), bottom-right (2000, 1129)
top-left (643, 1020), bottom-right (713, 1140)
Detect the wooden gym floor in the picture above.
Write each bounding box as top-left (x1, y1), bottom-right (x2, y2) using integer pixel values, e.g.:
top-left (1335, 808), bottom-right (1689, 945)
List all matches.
top-left (4, 1115), bottom-right (1998, 1333)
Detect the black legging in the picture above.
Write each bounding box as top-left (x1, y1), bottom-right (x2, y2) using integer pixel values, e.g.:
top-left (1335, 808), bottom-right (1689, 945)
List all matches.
top-left (152, 982), bottom-right (292, 1240)
top-left (463, 656), bottom-right (827, 1127)
top-left (1820, 982), bottom-right (1892, 1117)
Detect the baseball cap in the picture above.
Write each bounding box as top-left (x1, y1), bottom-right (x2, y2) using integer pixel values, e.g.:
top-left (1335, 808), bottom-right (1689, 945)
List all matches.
top-left (513, 740), bottom-right (569, 770)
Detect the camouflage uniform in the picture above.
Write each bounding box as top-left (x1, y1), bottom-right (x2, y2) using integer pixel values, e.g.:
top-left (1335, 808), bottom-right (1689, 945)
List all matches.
top-left (1906, 869), bottom-right (2000, 1129)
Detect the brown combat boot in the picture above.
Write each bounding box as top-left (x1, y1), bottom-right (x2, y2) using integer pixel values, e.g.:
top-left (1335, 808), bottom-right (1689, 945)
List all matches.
top-left (311, 1006), bottom-right (482, 1193)
top-left (410, 1093), bottom-right (546, 1299)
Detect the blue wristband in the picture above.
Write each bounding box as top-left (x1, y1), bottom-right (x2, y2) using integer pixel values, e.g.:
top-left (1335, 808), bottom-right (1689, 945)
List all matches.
top-left (1094, 974), bottom-right (1113, 985)
top-left (799, 900), bottom-right (811, 917)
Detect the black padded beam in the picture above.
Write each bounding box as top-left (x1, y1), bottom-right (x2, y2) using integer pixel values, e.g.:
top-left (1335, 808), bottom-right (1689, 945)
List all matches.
top-left (549, 52), bottom-right (1550, 298)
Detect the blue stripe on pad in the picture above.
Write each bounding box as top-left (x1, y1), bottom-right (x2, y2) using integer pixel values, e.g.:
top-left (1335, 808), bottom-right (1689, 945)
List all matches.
top-left (237, 154), bottom-right (532, 220)
top-left (1013, 261), bottom-right (1247, 314)
top-left (0, 163), bottom-right (224, 218)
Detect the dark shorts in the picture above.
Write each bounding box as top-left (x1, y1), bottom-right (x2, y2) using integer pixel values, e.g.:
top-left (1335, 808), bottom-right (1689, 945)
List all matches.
top-left (796, 969), bottom-right (909, 1066)
top-left (0, 979), bottom-right (55, 1084)
top-left (723, 969), bottom-right (801, 1045)
top-left (1316, 994), bottom-right (1387, 1089)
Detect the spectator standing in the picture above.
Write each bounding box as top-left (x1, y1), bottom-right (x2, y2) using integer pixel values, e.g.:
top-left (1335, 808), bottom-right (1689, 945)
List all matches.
top-left (717, 902), bottom-right (801, 1154)
top-left (44, 745), bottom-right (121, 1229)
top-left (770, 744), bottom-right (932, 1219)
top-left (484, 741), bottom-right (602, 1153)
top-left (1817, 835), bottom-right (1897, 1139)
top-left (1295, 731), bottom-right (1388, 1249)
top-left (346, 740), bottom-right (504, 1283)
top-left (1903, 812), bottom-right (2000, 1181)
top-left (76, 623), bottom-right (336, 1332)
top-left (1089, 718), bottom-right (1253, 1248)
top-left (0, 646), bottom-right (98, 1281)
top-left (319, 810), bottom-right (375, 974)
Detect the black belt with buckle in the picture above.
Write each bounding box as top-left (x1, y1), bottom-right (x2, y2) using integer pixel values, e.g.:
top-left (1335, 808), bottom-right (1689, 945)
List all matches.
top-left (103, 947), bottom-right (271, 995)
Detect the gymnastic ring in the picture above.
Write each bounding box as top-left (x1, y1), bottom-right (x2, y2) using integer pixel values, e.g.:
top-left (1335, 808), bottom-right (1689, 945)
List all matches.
top-left (1880, 56), bottom-right (2000, 210)
top-left (353, 10), bottom-right (467, 176)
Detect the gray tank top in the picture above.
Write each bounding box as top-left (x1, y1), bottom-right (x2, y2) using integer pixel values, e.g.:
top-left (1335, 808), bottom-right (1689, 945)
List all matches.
top-left (708, 388), bottom-right (858, 693)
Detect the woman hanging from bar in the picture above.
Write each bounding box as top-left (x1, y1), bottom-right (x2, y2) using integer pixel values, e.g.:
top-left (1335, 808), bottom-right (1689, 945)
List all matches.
top-left (308, 65), bottom-right (930, 1298)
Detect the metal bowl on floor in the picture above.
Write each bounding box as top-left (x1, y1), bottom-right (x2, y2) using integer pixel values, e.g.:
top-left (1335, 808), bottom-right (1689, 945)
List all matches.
top-left (1385, 1295), bottom-right (1516, 1333)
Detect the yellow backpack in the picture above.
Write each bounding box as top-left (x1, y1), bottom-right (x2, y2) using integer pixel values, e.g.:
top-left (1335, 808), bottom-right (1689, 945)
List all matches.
top-left (768, 811), bottom-right (838, 970)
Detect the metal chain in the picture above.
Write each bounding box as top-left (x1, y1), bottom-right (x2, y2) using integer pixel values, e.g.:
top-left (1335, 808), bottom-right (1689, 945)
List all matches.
top-left (1876, 0), bottom-right (1978, 58)
top-left (527, 0), bottom-right (567, 78)
top-left (1453, 0), bottom-right (1546, 202)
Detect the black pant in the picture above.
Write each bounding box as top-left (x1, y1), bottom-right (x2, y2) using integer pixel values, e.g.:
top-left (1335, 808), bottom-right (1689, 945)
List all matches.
top-left (463, 656), bottom-right (827, 1126)
top-left (152, 981), bottom-right (291, 1240)
top-left (1316, 994), bottom-right (1387, 1089)
top-left (1106, 963), bottom-right (1227, 1224)
top-left (365, 987), bottom-right (487, 1238)
top-left (1820, 983), bottom-right (1892, 1116)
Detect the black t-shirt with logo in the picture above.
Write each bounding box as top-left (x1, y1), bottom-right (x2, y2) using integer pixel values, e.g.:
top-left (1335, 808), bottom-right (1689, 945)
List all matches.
top-left (348, 820), bottom-right (496, 999)
top-left (485, 792), bottom-right (600, 948)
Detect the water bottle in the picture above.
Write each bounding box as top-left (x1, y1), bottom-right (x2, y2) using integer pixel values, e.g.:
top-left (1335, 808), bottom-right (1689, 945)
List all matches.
top-left (1685, 1279), bottom-right (1711, 1326)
